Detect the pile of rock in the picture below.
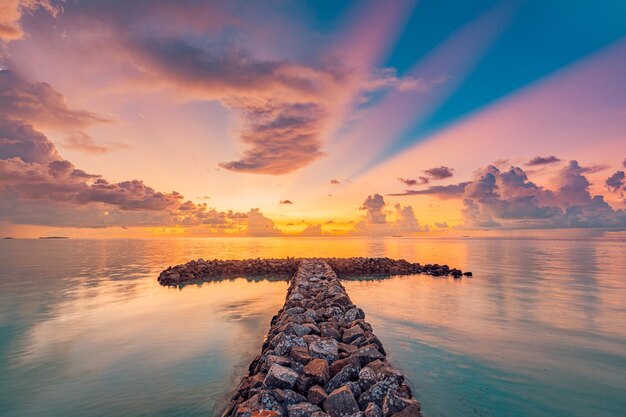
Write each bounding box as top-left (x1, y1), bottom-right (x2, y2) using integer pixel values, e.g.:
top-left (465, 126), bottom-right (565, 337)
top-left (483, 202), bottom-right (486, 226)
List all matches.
top-left (158, 257), bottom-right (472, 286)
top-left (158, 258), bottom-right (301, 285)
top-left (221, 260), bottom-right (423, 417)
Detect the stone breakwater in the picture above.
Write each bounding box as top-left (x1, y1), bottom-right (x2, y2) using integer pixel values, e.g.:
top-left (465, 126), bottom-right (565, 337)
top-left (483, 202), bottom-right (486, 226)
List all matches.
top-left (221, 260), bottom-right (423, 417)
top-left (158, 257), bottom-right (471, 286)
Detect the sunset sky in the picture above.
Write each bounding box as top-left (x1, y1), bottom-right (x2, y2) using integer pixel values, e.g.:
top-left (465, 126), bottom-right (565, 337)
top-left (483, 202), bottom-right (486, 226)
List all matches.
top-left (1, 0), bottom-right (625, 238)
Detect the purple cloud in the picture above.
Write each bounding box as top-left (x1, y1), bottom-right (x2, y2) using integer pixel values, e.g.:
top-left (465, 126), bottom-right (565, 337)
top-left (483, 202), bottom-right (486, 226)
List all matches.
top-left (461, 162), bottom-right (626, 229)
top-left (0, 70), bottom-right (111, 128)
top-left (388, 182), bottom-right (470, 198)
top-left (605, 171), bottom-right (625, 193)
top-left (526, 155), bottom-right (561, 166)
top-left (424, 166), bottom-right (455, 179)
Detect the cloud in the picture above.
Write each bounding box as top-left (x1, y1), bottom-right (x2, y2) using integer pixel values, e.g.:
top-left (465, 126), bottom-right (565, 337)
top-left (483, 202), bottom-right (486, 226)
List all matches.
top-left (0, 115), bottom-right (281, 232)
top-left (279, 199), bottom-right (293, 204)
top-left (0, 116), bottom-right (60, 163)
top-left (4, 1), bottom-right (436, 175)
top-left (623, 158), bottom-right (626, 168)
top-left (330, 179), bottom-right (340, 184)
top-left (397, 176), bottom-right (428, 187)
top-left (0, 70), bottom-right (111, 128)
top-left (62, 132), bottom-right (131, 154)
top-left (424, 166), bottom-right (455, 179)
top-left (388, 182), bottom-right (470, 198)
top-left (526, 155), bottom-right (561, 166)
top-left (605, 171), bottom-right (624, 194)
top-left (396, 166), bottom-right (454, 189)
top-left (246, 208), bottom-right (282, 236)
top-left (352, 193), bottom-right (427, 235)
top-left (435, 222), bottom-right (449, 228)
top-left (0, 0), bottom-right (58, 42)
top-left (218, 101), bottom-right (326, 175)
top-left (460, 161), bottom-right (626, 229)
top-left (300, 224), bottom-right (323, 237)
top-left (359, 193), bottom-right (386, 224)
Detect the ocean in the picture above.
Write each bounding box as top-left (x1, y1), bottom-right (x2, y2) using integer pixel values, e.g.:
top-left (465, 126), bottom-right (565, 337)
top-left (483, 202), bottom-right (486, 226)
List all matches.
top-left (0, 237), bottom-right (625, 417)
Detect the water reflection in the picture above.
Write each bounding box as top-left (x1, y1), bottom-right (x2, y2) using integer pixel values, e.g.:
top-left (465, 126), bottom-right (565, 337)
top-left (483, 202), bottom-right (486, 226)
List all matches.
top-left (0, 237), bottom-right (625, 417)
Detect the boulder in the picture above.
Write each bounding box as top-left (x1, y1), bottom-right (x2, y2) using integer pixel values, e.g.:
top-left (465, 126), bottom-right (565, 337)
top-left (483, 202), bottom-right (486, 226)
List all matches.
top-left (307, 385), bottom-right (328, 405)
top-left (304, 359), bottom-right (330, 385)
top-left (309, 339), bottom-right (339, 362)
top-left (264, 364), bottom-right (299, 390)
top-left (323, 386), bottom-right (359, 417)
top-left (287, 402), bottom-right (322, 417)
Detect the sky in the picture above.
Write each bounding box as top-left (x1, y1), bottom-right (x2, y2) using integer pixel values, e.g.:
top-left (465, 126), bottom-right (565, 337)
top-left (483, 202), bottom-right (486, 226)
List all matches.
top-left (1, 0), bottom-right (625, 238)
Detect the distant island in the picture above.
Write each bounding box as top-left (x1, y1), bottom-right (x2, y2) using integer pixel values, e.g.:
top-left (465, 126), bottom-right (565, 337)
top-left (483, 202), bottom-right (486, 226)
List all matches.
top-left (3, 237), bottom-right (15, 239)
top-left (38, 236), bottom-right (69, 239)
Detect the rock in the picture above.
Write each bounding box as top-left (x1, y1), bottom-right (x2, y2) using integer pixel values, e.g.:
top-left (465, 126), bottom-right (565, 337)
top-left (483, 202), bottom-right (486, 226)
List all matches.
top-left (291, 346), bottom-right (313, 365)
top-left (307, 385), bottom-right (328, 405)
top-left (389, 404), bottom-right (422, 417)
top-left (364, 403), bottom-right (383, 417)
top-left (287, 402), bottom-right (322, 417)
top-left (323, 386), bottom-right (359, 417)
top-left (304, 359), bottom-right (330, 385)
top-left (251, 411), bottom-right (281, 417)
top-left (309, 339), bottom-right (339, 362)
top-left (325, 363), bottom-right (360, 393)
top-left (274, 389), bottom-right (307, 405)
top-left (382, 389), bottom-right (420, 416)
top-left (320, 323), bottom-right (341, 341)
top-left (338, 343), bottom-right (358, 355)
top-left (264, 364), bottom-right (299, 390)
top-left (342, 325), bottom-right (365, 344)
top-left (359, 379), bottom-right (399, 409)
top-left (358, 361), bottom-right (404, 391)
top-left (353, 345), bottom-right (384, 366)
top-left (329, 355), bottom-right (361, 377)
top-left (344, 307), bottom-right (365, 322)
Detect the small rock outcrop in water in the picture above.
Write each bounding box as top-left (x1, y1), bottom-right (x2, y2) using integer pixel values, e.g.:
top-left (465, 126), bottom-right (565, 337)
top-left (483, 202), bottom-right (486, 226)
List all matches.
top-left (220, 260), bottom-right (423, 417)
top-left (158, 257), bottom-right (471, 286)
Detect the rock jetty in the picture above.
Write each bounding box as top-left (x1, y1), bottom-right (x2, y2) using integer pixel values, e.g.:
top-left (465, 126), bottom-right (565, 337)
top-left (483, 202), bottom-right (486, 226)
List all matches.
top-left (220, 259), bottom-right (423, 417)
top-left (158, 257), bottom-right (471, 286)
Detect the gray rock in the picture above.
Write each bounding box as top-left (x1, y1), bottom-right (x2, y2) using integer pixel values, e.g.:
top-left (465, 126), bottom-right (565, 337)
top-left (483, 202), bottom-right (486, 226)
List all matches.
top-left (309, 338), bottom-right (339, 362)
top-left (264, 364), bottom-right (299, 390)
top-left (287, 402), bottom-right (322, 417)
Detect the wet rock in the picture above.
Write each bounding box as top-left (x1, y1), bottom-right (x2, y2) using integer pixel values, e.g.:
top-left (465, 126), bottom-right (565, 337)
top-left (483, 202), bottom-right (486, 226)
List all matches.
top-left (382, 389), bottom-right (420, 417)
top-left (388, 404), bottom-right (422, 417)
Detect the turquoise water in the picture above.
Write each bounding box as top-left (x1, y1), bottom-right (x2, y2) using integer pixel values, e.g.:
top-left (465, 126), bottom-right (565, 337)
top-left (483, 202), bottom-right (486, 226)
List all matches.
top-left (0, 237), bottom-right (625, 416)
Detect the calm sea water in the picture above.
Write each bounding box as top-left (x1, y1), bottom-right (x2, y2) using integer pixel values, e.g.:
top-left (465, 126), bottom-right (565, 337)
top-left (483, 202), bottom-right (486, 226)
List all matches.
top-left (0, 237), bottom-right (625, 417)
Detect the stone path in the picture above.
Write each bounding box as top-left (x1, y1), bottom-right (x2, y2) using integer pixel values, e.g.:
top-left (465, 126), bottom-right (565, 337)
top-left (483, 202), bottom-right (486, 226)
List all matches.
top-left (221, 259), bottom-right (423, 417)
